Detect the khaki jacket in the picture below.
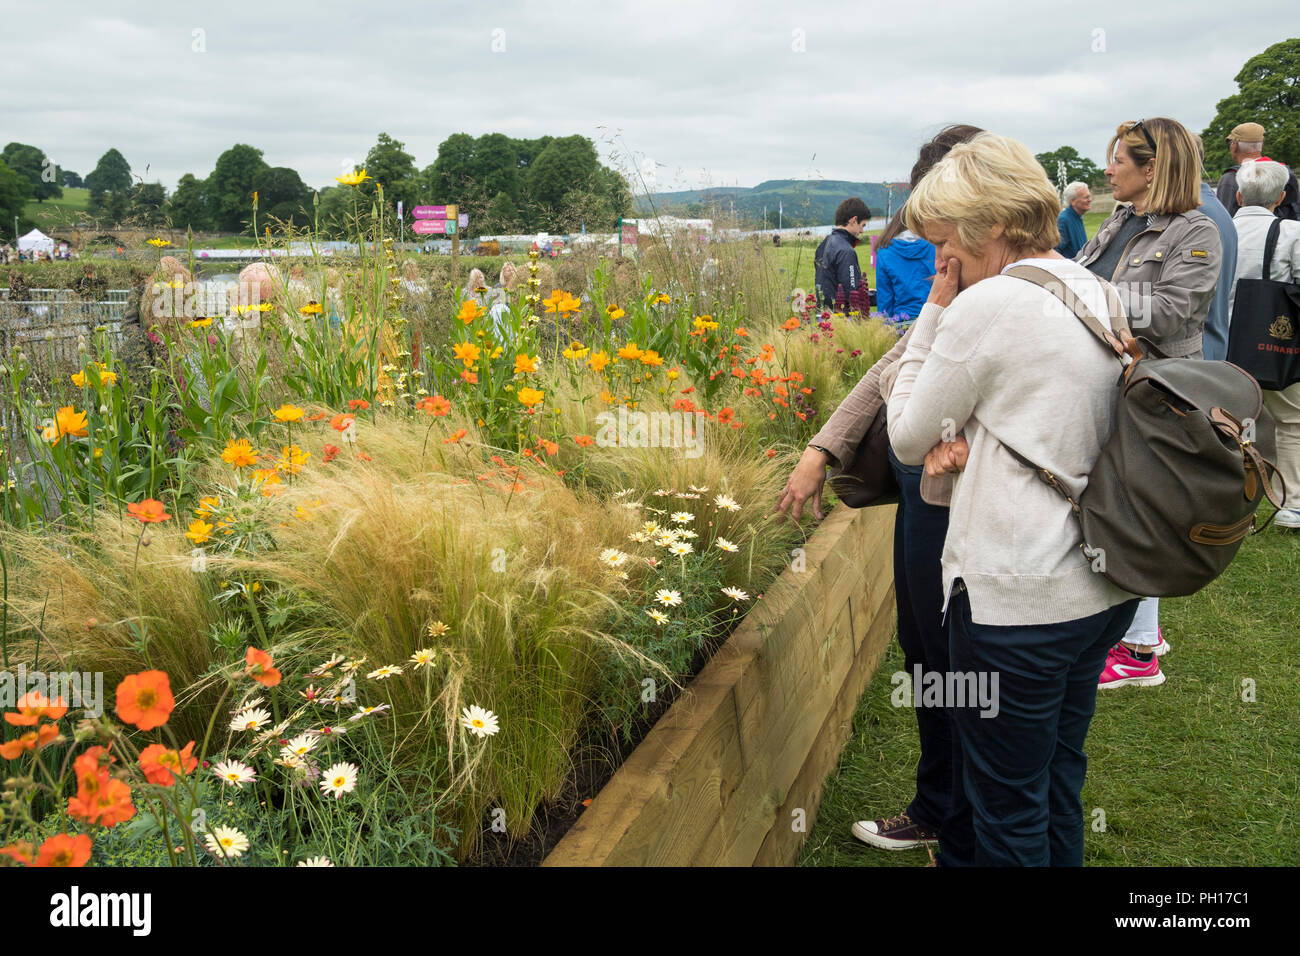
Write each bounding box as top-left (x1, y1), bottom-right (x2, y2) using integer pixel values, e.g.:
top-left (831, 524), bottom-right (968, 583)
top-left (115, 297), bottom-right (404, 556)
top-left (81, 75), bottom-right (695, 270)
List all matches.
top-left (811, 326), bottom-right (953, 507)
top-left (1075, 203), bottom-right (1222, 358)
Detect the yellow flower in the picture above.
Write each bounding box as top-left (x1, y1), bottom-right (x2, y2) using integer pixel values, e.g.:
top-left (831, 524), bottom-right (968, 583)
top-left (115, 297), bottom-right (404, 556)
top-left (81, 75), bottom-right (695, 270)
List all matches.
top-left (452, 342), bottom-right (481, 367)
top-left (457, 301), bottom-right (485, 324)
top-left (639, 350), bottom-right (664, 367)
top-left (189, 318), bottom-right (214, 329)
top-left (513, 353), bottom-right (539, 375)
top-left (651, 293), bottom-right (671, 305)
top-left (93, 447), bottom-right (103, 459)
top-left (489, 345), bottom-right (503, 360)
top-left (221, 438), bottom-right (258, 468)
top-left (693, 315), bottom-right (719, 331)
top-left (276, 444), bottom-right (311, 476)
top-left (617, 342), bottom-right (643, 361)
top-left (70, 371), bottom-right (87, 388)
top-left (196, 495), bottom-right (222, 517)
top-left (186, 519), bottom-right (214, 544)
top-left (588, 351), bottom-right (612, 373)
top-left (53, 406), bottom-right (88, 443)
top-left (146, 238), bottom-right (170, 248)
top-left (667, 369), bottom-right (679, 381)
top-left (335, 169), bottom-right (371, 186)
top-left (272, 404), bottom-right (305, 423)
top-left (299, 301), bottom-right (323, 315)
top-left (606, 305), bottom-right (625, 320)
top-left (516, 387), bottom-right (545, 408)
top-left (562, 342), bottom-right (590, 360)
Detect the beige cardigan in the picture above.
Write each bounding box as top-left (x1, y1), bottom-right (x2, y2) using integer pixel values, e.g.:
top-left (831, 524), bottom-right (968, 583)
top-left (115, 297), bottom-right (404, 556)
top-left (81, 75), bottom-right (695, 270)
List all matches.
top-left (810, 326), bottom-right (953, 507)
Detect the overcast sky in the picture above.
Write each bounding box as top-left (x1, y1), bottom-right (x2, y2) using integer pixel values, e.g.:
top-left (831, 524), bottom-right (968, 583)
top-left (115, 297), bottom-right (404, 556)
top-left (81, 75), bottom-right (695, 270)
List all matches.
top-left (2, 1), bottom-right (1290, 194)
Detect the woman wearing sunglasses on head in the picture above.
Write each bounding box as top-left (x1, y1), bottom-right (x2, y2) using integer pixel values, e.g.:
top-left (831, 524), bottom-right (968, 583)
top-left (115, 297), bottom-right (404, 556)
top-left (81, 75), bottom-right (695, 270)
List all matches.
top-left (1075, 117), bottom-right (1223, 690)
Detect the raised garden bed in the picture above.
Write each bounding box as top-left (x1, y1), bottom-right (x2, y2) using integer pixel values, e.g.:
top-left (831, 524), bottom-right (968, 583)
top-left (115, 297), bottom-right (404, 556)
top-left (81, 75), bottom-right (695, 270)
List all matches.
top-left (543, 502), bottom-right (897, 866)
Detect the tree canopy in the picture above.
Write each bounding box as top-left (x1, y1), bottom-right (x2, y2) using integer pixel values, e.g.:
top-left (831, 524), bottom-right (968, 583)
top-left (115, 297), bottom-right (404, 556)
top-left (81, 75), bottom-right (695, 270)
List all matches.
top-left (0, 159), bottom-right (33, 235)
top-left (3, 142), bottom-right (63, 202)
top-left (1034, 146), bottom-right (1104, 191)
top-left (1203, 38), bottom-right (1300, 174)
top-left (208, 144), bottom-right (269, 232)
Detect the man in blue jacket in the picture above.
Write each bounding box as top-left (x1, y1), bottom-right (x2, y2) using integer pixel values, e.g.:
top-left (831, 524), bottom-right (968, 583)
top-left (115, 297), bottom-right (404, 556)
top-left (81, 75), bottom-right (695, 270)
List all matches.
top-left (1055, 182), bottom-right (1091, 258)
top-left (1195, 135), bottom-right (1238, 361)
top-left (814, 198), bottom-right (870, 309)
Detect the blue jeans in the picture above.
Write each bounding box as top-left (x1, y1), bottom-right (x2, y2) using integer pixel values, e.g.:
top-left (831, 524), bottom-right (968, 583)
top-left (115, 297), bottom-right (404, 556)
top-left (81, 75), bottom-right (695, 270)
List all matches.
top-left (888, 447), bottom-right (952, 832)
top-left (940, 584), bottom-right (1140, 866)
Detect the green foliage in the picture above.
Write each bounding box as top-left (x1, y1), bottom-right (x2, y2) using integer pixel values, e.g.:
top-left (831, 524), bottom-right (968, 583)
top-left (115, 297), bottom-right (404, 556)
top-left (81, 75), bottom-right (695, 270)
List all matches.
top-left (1203, 38), bottom-right (1300, 175)
top-left (167, 173), bottom-right (210, 231)
top-left (1035, 145), bottom-right (1105, 191)
top-left (209, 144), bottom-right (269, 233)
top-left (2, 142), bottom-right (62, 203)
top-left (0, 158), bottom-right (33, 233)
top-left (130, 182), bottom-right (167, 227)
top-left (253, 166), bottom-right (312, 226)
top-left (360, 132), bottom-right (419, 213)
top-left (85, 148), bottom-right (132, 222)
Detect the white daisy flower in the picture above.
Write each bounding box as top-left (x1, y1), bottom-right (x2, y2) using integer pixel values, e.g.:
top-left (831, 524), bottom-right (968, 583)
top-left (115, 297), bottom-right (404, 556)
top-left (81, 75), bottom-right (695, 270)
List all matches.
top-left (409, 648), bottom-right (438, 669)
top-left (204, 826), bottom-right (250, 859)
top-left (599, 548), bottom-right (630, 568)
top-left (348, 703), bottom-right (391, 721)
top-left (313, 653), bottom-right (346, 675)
top-left (646, 608), bottom-right (670, 626)
top-left (714, 493), bottom-right (741, 512)
top-left (274, 753), bottom-right (306, 770)
top-left (628, 530), bottom-right (651, 543)
top-left (282, 734), bottom-right (318, 757)
top-left (670, 511), bottom-right (694, 524)
top-left (297, 856), bottom-right (334, 867)
top-left (230, 707), bottom-right (272, 732)
top-left (212, 759), bottom-right (257, 786)
top-left (675, 528), bottom-right (698, 539)
top-left (722, 586), bottom-right (750, 602)
top-left (341, 657), bottom-right (367, 674)
top-left (612, 488), bottom-right (634, 498)
top-left (675, 492), bottom-right (701, 499)
top-left (367, 664), bottom-right (403, 680)
top-left (319, 761), bottom-right (359, 799)
top-left (689, 484), bottom-right (709, 493)
top-left (654, 533), bottom-right (680, 548)
top-left (715, 537), bottom-right (739, 552)
top-left (639, 521), bottom-right (661, 535)
top-left (668, 541), bottom-right (694, 557)
top-left (655, 589), bottom-right (683, 607)
top-left (461, 704), bottom-right (501, 738)
top-left (652, 488), bottom-right (672, 496)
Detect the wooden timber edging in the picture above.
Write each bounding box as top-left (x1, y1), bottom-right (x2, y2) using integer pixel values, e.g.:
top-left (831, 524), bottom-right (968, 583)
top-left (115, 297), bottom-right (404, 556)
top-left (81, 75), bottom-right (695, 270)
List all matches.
top-left (542, 502), bottom-right (897, 867)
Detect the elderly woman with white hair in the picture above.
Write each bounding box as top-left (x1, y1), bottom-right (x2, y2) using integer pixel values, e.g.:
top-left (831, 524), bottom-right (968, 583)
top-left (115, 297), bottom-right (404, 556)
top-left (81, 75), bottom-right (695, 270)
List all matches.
top-left (887, 132), bottom-right (1141, 866)
top-left (1230, 159), bottom-right (1300, 527)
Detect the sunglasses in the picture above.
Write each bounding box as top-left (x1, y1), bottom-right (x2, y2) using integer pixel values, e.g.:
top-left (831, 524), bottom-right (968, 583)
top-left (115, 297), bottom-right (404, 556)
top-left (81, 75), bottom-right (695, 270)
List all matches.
top-left (1125, 119), bottom-right (1158, 156)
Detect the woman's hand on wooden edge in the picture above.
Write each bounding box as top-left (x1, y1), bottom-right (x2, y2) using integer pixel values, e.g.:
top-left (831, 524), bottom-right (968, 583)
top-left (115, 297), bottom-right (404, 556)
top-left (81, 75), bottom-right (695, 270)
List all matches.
top-left (775, 446), bottom-right (830, 522)
top-left (924, 436), bottom-right (969, 478)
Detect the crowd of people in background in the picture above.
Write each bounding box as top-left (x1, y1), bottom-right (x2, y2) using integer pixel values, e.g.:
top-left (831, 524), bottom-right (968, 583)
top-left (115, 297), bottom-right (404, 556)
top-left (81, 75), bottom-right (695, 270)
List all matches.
top-left (786, 115), bottom-right (1297, 867)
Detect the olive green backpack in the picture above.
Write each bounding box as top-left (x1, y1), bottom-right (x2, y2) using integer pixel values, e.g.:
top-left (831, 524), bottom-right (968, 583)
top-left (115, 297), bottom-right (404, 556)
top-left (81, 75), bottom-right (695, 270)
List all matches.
top-left (1004, 264), bottom-right (1285, 597)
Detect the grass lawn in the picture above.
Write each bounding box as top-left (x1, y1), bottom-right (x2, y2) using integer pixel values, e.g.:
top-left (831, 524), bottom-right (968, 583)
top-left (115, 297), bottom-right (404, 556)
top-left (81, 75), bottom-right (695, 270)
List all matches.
top-left (22, 187), bottom-right (89, 231)
top-left (799, 506), bottom-right (1300, 867)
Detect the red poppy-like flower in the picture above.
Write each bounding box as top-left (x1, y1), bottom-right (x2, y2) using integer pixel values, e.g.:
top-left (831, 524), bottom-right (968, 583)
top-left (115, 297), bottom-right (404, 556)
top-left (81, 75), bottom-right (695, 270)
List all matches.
top-left (245, 647), bottom-right (282, 687)
top-left (573, 434), bottom-right (594, 447)
top-left (348, 399), bottom-right (371, 410)
top-left (33, 833), bottom-right (92, 868)
top-left (4, 691), bottom-right (68, 726)
top-left (126, 499), bottom-right (171, 523)
top-left (115, 670), bottom-right (175, 731)
top-left (138, 742), bottom-right (198, 786)
top-left (418, 394), bottom-right (451, 416)
top-left (330, 413), bottom-right (355, 432)
top-left (322, 444), bottom-right (340, 463)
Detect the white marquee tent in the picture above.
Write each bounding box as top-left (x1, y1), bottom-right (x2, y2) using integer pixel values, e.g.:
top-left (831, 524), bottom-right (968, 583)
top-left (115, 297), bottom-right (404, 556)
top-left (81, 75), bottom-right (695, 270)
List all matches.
top-left (17, 229), bottom-right (55, 255)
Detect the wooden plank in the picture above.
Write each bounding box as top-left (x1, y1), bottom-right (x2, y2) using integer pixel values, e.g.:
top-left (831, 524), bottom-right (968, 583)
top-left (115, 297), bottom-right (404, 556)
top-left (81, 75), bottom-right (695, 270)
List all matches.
top-left (753, 589), bottom-right (896, 865)
top-left (542, 503), bottom-right (896, 867)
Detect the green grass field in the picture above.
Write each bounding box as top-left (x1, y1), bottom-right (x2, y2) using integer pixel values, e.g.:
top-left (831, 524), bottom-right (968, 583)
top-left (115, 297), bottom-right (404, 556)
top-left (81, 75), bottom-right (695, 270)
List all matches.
top-left (798, 512), bottom-right (1300, 867)
top-left (22, 187), bottom-right (89, 231)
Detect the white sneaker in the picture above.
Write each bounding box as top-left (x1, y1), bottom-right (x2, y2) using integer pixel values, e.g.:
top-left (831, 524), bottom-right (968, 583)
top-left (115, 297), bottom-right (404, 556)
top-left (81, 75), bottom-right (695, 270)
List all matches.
top-left (1153, 628), bottom-right (1171, 657)
top-left (1273, 508), bottom-right (1300, 529)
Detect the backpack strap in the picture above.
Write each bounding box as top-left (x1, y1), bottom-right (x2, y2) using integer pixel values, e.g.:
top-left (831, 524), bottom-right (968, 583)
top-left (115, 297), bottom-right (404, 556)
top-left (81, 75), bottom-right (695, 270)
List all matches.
top-left (1003, 264), bottom-right (1135, 367)
top-left (1262, 217), bottom-right (1282, 277)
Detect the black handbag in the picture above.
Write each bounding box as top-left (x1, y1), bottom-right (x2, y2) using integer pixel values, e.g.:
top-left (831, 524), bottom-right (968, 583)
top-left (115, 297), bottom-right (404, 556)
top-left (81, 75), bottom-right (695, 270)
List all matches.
top-left (1226, 218), bottom-right (1300, 390)
top-left (828, 404), bottom-right (899, 507)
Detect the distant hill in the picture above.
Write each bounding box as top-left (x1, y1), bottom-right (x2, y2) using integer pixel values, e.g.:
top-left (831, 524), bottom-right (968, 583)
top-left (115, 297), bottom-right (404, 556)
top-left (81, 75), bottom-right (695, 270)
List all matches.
top-left (635, 179), bottom-right (907, 228)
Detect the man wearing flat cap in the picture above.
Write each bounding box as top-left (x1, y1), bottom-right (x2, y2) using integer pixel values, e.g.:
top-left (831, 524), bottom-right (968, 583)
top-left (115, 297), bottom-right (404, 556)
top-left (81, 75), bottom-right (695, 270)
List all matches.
top-left (1216, 121), bottom-right (1300, 220)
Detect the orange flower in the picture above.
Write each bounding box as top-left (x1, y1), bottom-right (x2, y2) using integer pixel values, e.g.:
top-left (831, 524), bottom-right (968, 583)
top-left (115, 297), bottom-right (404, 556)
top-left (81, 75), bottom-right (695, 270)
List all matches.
top-left (513, 353), bottom-right (539, 376)
top-left (322, 444), bottom-right (340, 463)
top-left (126, 499), bottom-right (170, 523)
top-left (734, 326), bottom-right (750, 337)
top-left (765, 448), bottom-right (777, 458)
top-left (69, 777), bottom-right (135, 827)
top-left (245, 647), bottom-right (282, 687)
top-left (588, 351), bottom-right (611, 373)
top-left (221, 438), bottom-right (258, 468)
top-left (348, 399), bottom-right (370, 410)
top-left (418, 394), bottom-right (451, 416)
top-left (0, 723), bottom-right (60, 759)
top-left (573, 434), bottom-right (594, 447)
top-left (0, 842), bottom-right (35, 865)
top-left (272, 403), bottom-right (305, 423)
top-left (73, 746), bottom-right (113, 794)
top-left (516, 387), bottom-right (544, 408)
top-left (330, 413), bottom-right (355, 432)
top-left (356, 452), bottom-right (372, 461)
top-left (4, 691), bottom-right (68, 726)
top-left (53, 406), bottom-right (89, 443)
top-left (457, 300), bottom-right (485, 324)
top-left (115, 670), bottom-right (175, 731)
top-left (781, 317), bottom-right (801, 331)
top-left (460, 369), bottom-right (478, 385)
top-left (716, 407), bottom-right (735, 424)
top-left (443, 428), bottom-right (468, 444)
top-left (33, 834), bottom-right (92, 868)
top-left (138, 742), bottom-right (197, 786)
top-left (537, 438), bottom-right (558, 456)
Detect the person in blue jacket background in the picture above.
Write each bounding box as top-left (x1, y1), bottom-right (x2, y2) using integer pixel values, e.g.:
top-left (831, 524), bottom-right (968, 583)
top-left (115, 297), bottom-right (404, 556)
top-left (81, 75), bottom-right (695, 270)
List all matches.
top-left (1055, 182), bottom-right (1091, 258)
top-left (874, 206), bottom-right (935, 322)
